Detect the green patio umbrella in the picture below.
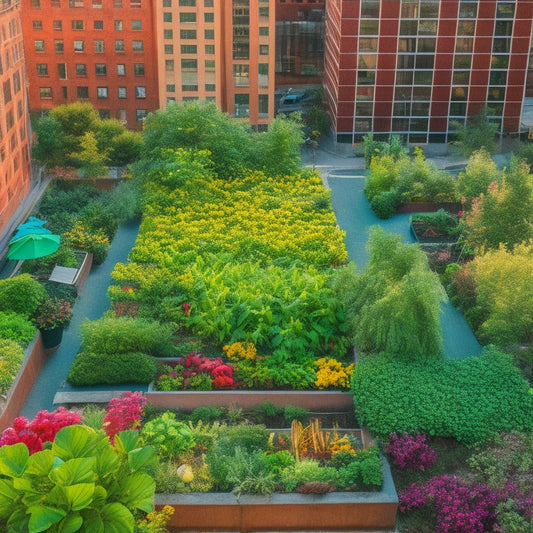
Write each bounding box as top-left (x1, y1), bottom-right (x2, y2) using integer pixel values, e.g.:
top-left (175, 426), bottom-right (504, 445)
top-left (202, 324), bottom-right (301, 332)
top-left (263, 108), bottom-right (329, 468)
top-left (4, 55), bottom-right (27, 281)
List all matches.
top-left (7, 233), bottom-right (60, 260)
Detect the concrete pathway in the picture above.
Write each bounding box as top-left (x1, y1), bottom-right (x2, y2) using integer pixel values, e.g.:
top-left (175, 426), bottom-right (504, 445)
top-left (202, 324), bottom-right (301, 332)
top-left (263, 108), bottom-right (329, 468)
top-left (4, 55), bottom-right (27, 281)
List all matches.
top-left (19, 219), bottom-right (143, 419)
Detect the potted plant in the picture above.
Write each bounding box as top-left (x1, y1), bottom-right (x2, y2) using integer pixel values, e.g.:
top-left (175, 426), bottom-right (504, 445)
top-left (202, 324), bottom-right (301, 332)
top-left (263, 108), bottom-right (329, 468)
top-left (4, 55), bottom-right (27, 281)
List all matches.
top-left (32, 298), bottom-right (73, 352)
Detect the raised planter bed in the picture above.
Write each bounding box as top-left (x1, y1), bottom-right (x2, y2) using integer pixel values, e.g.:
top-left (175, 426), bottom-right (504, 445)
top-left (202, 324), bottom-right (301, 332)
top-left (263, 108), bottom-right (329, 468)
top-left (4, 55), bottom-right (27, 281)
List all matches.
top-left (155, 456), bottom-right (398, 532)
top-left (410, 221), bottom-right (458, 244)
top-left (397, 201), bottom-right (461, 214)
top-left (145, 383), bottom-right (355, 412)
top-left (0, 333), bottom-right (47, 432)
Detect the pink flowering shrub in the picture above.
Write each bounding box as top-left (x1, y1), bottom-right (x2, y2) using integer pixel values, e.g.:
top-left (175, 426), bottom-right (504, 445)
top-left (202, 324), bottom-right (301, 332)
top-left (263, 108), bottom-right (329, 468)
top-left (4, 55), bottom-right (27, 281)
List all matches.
top-left (102, 391), bottom-right (146, 441)
top-left (0, 407), bottom-right (81, 454)
top-left (386, 432), bottom-right (437, 471)
top-left (400, 475), bottom-right (500, 533)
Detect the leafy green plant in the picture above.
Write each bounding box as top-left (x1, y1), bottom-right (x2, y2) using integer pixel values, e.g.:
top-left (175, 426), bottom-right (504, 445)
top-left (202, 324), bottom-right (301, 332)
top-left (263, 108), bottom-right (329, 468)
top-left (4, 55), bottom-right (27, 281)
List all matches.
top-left (225, 447), bottom-right (276, 498)
top-left (68, 351), bottom-right (157, 386)
top-left (0, 425), bottom-right (156, 533)
top-left (141, 412), bottom-right (195, 458)
top-left (0, 338), bottom-right (25, 395)
top-left (280, 459), bottom-right (338, 492)
top-left (0, 311), bottom-right (37, 346)
top-left (283, 405), bottom-right (309, 425)
top-left (370, 190), bottom-right (401, 219)
top-left (0, 274), bottom-right (48, 317)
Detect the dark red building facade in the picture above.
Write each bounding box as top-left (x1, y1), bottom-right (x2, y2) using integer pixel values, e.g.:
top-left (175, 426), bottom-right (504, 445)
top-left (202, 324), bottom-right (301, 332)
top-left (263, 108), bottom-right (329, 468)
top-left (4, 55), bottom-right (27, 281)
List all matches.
top-left (21, 0), bottom-right (159, 129)
top-left (324, 0), bottom-right (533, 144)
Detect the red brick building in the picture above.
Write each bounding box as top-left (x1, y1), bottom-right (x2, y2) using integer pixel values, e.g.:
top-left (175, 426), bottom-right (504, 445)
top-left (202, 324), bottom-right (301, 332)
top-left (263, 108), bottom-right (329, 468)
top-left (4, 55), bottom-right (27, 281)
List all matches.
top-left (21, 0), bottom-right (159, 129)
top-left (0, 0), bottom-right (32, 236)
top-left (324, 0), bottom-right (533, 145)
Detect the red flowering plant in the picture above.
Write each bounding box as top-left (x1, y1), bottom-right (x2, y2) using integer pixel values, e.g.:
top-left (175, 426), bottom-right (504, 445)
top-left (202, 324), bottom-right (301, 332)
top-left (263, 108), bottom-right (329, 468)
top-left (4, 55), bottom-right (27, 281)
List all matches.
top-left (102, 391), bottom-right (146, 442)
top-left (153, 352), bottom-right (235, 391)
top-left (0, 407), bottom-right (81, 454)
top-left (32, 298), bottom-right (73, 331)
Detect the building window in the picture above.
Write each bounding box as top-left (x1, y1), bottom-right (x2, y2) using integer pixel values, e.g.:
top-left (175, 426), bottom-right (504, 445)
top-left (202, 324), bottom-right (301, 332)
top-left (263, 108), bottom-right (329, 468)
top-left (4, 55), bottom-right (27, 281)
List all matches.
top-left (179, 0), bottom-right (195, 4)
top-left (205, 84), bottom-right (215, 91)
top-left (114, 20), bottom-right (123, 30)
top-left (135, 86), bottom-right (146, 98)
top-left (233, 64), bottom-right (249, 86)
top-left (130, 0), bottom-right (141, 7)
top-left (40, 87), bottom-right (52, 98)
top-left (180, 30), bottom-right (196, 39)
top-left (72, 20), bottom-right (84, 29)
top-left (53, 20), bottom-right (62, 30)
top-left (74, 40), bottom-right (84, 52)
top-left (204, 0), bottom-right (212, 5)
top-left (118, 86), bottom-right (127, 98)
top-left (54, 39), bottom-right (64, 53)
top-left (77, 86), bottom-right (89, 98)
top-left (204, 12), bottom-right (214, 23)
top-left (258, 63), bottom-right (268, 88)
top-left (31, 0), bottom-right (41, 7)
top-left (166, 84), bottom-right (175, 92)
top-left (93, 0), bottom-right (103, 7)
top-left (113, 0), bottom-right (122, 6)
top-left (115, 40), bottom-right (125, 52)
top-left (259, 26), bottom-right (268, 36)
top-left (95, 63), bottom-right (106, 75)
top-left (134, 63), bottom-right (145, 75)
top-left (164, 29), bottom-right (173, 39)
top-left (205, 59), bottom-right (215, 69)
top-left (180, 44), bottom-right (196, 54)
top-left (180, 12), bottom-right (196, 22)
top-left (94, 20), bottom-right (104, 29)
top-left (94, 40), bottom-right (105, 52)
top-left (163, 0), bottom-right (171, 5)
top-left (33, 21), bottom-right (43, 30)
top-left (165, 59), bottom-right (174, 71)
top-left (136, 109), bottom-right (147, 121)
top-left (163, 12), bottom-right (172, 22)
top-left (258, 94), bottom-right (268, 115)
top-left (118, 109), bottom-right (127, 122)
top-left (97, 87), bottom-right (108, 98)
top-left (76, 63), bottom-right (87, 75)
top-left (36, 63), bottom-right (48, 75)
top-left (35, 40), bottom-right (45, 52)
top-left (117, 63), bottom-right (125, 75)
top-left (205, 44), bottom-right (215, 54)
top-left (13, 71), bottom-right (21, 93)
top-left (204, 29), bottom-right (214, 39)
top-left (259, 45), bottom-right (269, 55)
top-left (234, 94), bottom-right (249, 117)
top-left (69, 0), bottom-right (84, 7)
top-left (132, 40), bottom-right (144, 52)
top-left (165, 44), bottom-right (174, 54)
top-left (132, 20), bottom-right (141, 29)
top-left (57, 63), bottom-right (67, 78)
top-left (62, 86), bottom-right (68, 98)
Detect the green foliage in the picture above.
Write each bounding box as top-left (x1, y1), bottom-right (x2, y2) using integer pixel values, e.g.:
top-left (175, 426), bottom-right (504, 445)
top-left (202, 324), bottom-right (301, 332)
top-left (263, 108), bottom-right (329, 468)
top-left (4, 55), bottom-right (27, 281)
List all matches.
top-left (457, 149), bottom-right (501, 209)
top-left (0, 274), bottom-right (48, 316)
top-left (188, 406), bottom-right (223, 424)
top-left (336, 229), bottom-right (445, 359)
top-left (142, 101), bottom-right (251, 179)
top-left (79, 315), bottom-right (175, 357)
top-left (107, 130), bottom-right (144, 166)
top-left (336, 447), bottom-right (383, 490)
top-left (141, 412), bottom-right (196, 458)
top-left (464, 156), bottom-right (533, 253)
top-left (279, 459), bottom-right (338, 492)
top-left (473, 243), bottom-right (533, 346)
top-left (370, 190), bottom-right (401, 219)
top-left (32, 116), bottom-right (69, 167)
top-left (0, 311), bottom-right (37, 346)
top-left (72, 131), bottom-right (109, 178)
top-left (451, 110), bottom-right (499, 156)
top-left (283, 405), bottom-right (309, 424)
top-left (21, 245), bottom-right (79, 277)
top-left (67, 351), bottom-right (157, 386)
top-left (225, 447), bottom-right (276, 497)
top-left (0, 425), bottom-right (156, 533)
top-left (351, 347), bottom-right (533, 444)
top-left (0, 338), bottom-right (25, 395)
top-left (512, 139), bottom-right (533, 171)
top-left (252, 115), bottom-right (305, 176)
top-left (365, 152), bottom-right (406, 200)
top-left (263, 450), bottom-right (296, 476)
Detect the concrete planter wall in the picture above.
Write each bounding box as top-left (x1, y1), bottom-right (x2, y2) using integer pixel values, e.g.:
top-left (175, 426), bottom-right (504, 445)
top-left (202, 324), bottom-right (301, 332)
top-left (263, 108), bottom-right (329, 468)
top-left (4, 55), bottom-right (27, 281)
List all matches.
top-left (0, 333), bottom-right (47, 432)
top-left (146, 382), bottom-right (355, 412)
top-left (155, 456), bottom-right (398, 532)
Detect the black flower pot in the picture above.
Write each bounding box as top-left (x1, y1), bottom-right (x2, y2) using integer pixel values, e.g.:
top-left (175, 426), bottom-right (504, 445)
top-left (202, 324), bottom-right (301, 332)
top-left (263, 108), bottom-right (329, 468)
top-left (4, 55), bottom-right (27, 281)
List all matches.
top-left (40, 327), bottom-right (64, 353)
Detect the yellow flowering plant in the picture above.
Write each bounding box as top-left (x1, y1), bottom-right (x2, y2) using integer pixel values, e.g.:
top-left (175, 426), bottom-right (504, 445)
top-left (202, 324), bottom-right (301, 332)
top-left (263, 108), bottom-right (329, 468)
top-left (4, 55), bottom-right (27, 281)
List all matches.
top-left (314, 358), bottom-right (355, 390)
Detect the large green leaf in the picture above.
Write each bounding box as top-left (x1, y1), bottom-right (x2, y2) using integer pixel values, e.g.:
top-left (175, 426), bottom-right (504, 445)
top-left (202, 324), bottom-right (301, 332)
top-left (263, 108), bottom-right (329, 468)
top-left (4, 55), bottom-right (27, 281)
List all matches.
top-left (78, 508), bottom-right (104, 533)
top-left (47, 482), bottom-right (95, 511)
top-left (0, 442), bottom-right (29, 477)
top-left (14, 477), bottom-right (49, 507)
top-left (91, 485), bottom-right (108, 508)
top-left (25, 450), bottom-right (55, 477)
top-left (27, 504), bottom-right (66, 533)
top-left (0, 478), bottom-right (19, 518)
top-left (100, 502), bottom-right (135, 533)
top-left (127, 446), bottom-right (156, 472)
top-left (116, 472), bottom-right (155, 513)
top-left (113, 430), bottom-right (141, 454)
top-left (57, 512), bottom-right (83, 533)
top-left (49, 457), bottom-right (97, 486)
top-left (6, 507), bottom-right (29, 532)
top-left (94, 446), bottom-right (120, 480)
top-left (53, 426), bottom-right (100, 460)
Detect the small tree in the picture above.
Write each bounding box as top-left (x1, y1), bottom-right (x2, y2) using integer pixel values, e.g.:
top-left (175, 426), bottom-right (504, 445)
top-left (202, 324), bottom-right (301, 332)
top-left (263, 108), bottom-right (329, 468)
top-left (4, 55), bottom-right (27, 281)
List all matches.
top-left (450, 110), bottom-right (499, 156)
top-left (32, 116), bottom-right (69, 167)
top-left (72, 131), bottom-right (109, 178)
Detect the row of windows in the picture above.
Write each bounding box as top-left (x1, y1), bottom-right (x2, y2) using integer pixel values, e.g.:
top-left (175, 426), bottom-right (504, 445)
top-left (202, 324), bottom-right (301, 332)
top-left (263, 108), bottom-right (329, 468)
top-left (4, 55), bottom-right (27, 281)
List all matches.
top-left (39, 85), bottom-right (146, 98)
top-left (36, 62), bottom-right (146, 76)
top-left (31, 0), bottom-right (142, 9)
top-left (1, 71), bottom-right (22, 105)
top-left (0, 42), bottom-right (24, 75)
top-left (35, 39), bottom-right (144, 53)
top-left (163, 11), bottom-right (214, 23)
top-left (163, 28), bottom-right (214, 39)
top-left (33, 19), bottom-right (143, 31)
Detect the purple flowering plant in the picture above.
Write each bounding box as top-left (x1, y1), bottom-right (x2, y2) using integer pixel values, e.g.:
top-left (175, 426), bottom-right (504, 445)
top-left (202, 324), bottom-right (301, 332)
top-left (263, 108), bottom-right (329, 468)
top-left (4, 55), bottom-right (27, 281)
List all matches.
top-left (386, 432), bottom-right (438, 471)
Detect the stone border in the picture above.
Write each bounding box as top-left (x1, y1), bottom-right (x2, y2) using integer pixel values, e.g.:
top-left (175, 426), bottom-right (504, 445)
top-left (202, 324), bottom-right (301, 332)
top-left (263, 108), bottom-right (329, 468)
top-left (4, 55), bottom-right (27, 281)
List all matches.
top-left (155, 455), bottom-right (398, 532)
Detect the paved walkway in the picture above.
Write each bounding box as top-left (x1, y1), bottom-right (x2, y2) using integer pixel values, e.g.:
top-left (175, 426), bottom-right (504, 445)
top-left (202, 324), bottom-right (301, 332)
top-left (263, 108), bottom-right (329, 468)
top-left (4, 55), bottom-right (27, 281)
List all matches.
top-left (20, 220), bottom-right (143, 419)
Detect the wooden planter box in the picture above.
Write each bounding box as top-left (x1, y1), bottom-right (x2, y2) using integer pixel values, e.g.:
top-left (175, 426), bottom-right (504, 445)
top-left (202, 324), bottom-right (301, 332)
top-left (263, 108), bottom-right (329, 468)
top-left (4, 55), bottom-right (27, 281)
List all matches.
top-left (397, 201), bottom-right (461, 214)
top-left (0, 333), bottom-right (47, 432)
top-left (155, 456), bottom-right (398, 532)
top-left (410, 222), bottom-right (458, 244)
top-left (146, 383), bottom-right (355, 412)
